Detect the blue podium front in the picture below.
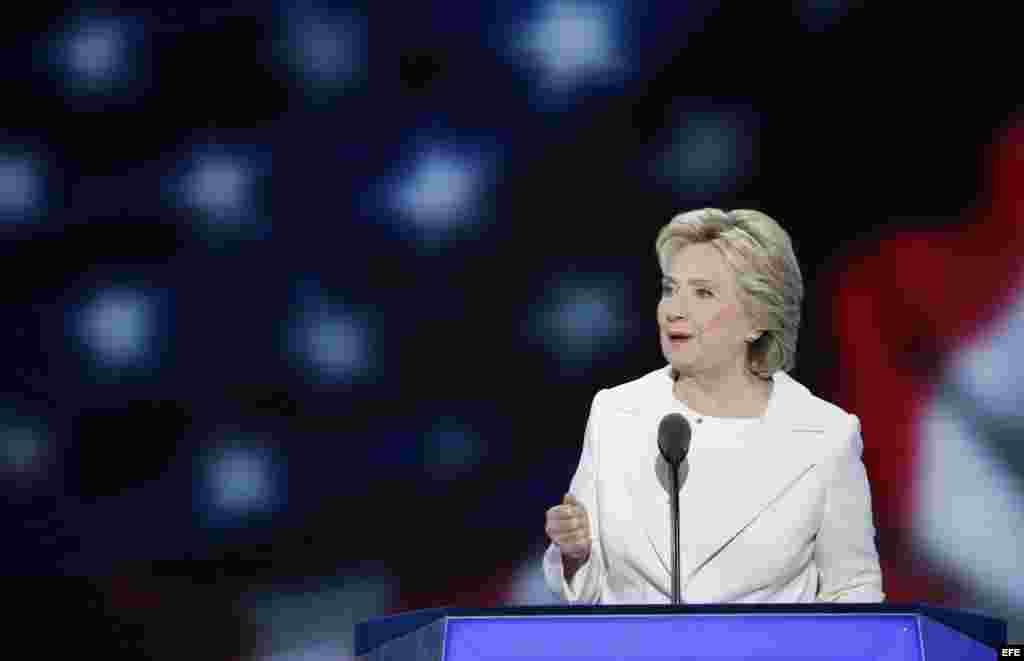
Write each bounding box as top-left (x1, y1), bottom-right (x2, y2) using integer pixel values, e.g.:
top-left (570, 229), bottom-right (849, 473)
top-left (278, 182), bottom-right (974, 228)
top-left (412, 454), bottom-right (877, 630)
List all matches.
top-left (355, 604), bottom-right (1005, 660)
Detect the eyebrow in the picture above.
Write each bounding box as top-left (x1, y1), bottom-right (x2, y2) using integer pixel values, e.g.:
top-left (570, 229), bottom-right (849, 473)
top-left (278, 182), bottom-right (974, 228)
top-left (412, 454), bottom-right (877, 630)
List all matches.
top-left (662, 276), bottom-right (718, 287)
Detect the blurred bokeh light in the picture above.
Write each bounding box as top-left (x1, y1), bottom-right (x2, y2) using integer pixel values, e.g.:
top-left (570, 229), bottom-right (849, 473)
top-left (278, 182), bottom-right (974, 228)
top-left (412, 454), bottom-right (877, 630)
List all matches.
top-left (245, 573), bottom-right (398, 660)
top-left (279, 4), bottom-right (366, 95)
top-left (196, 437), bottom-right (287, 530)
top-left (74, 287), bottom-right (159, 368)
top-left (511, 0), bottom-right (626, 98)
top-left (0, 414), bottom-right (53, 488)
top-left (285, 281), bottom-right (374, 384)
top-left (653, 107), bottom-right (758, 199)
top-left (0, 152), bottom-right (45, 226)
top-left (531, 276), bottom-right (629, 369)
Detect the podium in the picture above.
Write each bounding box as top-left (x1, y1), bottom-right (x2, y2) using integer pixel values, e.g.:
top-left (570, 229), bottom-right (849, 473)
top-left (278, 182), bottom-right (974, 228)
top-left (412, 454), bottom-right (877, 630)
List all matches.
top-left (355, 604), bottom-right (1005, 660)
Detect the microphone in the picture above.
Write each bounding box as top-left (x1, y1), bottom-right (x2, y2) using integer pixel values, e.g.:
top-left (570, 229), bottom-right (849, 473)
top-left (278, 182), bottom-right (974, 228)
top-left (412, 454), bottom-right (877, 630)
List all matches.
top-left (657, 413), bottom-right (691, 605)
top-left (658, 413), bottom-right (691, 465)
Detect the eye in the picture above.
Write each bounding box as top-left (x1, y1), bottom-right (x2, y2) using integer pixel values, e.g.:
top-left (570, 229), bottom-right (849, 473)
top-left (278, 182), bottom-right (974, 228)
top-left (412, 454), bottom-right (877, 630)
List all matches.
top-left (696, 288), bottom-right (714, 298)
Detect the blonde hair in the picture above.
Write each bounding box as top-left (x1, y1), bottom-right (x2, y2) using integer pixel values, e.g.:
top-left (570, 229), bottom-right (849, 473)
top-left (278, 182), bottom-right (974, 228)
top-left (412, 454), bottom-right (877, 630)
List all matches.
top-left (655, 208), bottom-right (803, 377)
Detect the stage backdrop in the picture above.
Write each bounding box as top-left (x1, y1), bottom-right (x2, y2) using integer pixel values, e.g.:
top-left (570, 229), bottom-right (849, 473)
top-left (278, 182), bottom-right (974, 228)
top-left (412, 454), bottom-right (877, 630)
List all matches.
top-left (1, 3), bottom-right (1020, 659)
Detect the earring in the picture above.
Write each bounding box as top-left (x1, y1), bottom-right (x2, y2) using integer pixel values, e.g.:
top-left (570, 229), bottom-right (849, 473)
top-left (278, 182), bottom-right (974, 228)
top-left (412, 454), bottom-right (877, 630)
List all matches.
top-left (746, 333), bottom-right (762, 343)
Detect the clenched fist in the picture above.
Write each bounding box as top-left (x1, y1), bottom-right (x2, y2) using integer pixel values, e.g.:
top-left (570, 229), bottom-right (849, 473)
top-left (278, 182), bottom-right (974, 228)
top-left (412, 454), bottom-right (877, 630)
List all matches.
top-left (545, 493), bottom-right (592, 566)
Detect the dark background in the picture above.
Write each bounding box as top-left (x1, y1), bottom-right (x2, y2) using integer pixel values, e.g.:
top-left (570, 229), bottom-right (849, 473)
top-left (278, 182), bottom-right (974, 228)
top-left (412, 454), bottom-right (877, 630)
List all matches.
top-left (2, 2), bottom-right (1020, 658)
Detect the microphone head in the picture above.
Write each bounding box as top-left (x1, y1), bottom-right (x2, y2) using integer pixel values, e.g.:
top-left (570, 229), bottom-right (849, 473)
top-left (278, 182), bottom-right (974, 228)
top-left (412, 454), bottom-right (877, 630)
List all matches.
top-left (658, 413), bottom-right (692, 465)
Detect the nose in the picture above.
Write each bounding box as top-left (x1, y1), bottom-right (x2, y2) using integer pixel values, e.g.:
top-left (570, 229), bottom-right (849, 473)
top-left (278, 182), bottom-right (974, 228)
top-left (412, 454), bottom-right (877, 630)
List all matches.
top-left (664, 295), bottom-right (689, 321)
top-left (666, 308), bottom-right (687, 322)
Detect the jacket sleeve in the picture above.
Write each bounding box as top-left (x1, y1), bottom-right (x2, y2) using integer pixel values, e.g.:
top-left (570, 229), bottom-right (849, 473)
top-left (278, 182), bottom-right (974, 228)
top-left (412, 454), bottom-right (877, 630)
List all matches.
top-left (542, 390), bottom-right (606, 604)
top-left (814, 414), bottom-right (886, 602)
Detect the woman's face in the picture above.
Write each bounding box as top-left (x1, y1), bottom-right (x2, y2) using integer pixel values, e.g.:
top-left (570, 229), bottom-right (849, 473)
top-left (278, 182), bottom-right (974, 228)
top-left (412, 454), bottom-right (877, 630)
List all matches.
top-left (657, 242), bottom-right (758, 379)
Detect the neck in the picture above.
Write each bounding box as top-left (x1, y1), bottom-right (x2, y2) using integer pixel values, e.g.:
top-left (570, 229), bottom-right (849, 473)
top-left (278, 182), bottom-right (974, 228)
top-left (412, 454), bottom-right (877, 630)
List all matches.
top-left (673, 365), bottom-right (772, 418)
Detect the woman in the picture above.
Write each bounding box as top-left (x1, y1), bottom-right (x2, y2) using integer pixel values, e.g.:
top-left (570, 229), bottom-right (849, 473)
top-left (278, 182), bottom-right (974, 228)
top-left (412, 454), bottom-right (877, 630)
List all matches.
top-left (543, 208), bottom-right (884, 604)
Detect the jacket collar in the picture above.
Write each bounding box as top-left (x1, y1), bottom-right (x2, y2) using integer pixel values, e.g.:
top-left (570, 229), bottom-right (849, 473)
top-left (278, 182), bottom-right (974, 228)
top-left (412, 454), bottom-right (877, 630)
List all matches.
top-left (648, 364), bottom-right (824, 429)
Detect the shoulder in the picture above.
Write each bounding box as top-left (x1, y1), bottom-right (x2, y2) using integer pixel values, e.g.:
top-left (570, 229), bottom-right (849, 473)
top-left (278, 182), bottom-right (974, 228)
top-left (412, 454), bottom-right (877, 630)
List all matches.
top-left (591, 365), bottom-right (673, 414)
top-left (775, 371), bottom-right (852, 422)
top-left (774, 371), bottom-right (863, 456)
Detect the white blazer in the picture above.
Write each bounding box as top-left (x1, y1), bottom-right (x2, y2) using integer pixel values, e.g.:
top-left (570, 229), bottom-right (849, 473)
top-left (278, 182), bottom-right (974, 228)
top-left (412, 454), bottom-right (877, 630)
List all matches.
top-left (543, 365), bottom-right (885, 604)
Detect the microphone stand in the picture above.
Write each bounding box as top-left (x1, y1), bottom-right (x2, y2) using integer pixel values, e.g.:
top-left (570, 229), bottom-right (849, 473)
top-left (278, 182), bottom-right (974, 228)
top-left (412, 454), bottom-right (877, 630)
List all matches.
top-left (669, 460), bottom-right (681, 605)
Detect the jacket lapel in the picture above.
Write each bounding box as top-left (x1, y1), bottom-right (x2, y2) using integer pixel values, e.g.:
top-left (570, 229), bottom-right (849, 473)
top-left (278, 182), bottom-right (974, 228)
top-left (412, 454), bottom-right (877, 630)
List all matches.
top-left (622, 413), bottom-right (675, 578)
top-left (622, 367), bottom-right (827, 586)
top-left (681, 416), bottom-right (819, 580)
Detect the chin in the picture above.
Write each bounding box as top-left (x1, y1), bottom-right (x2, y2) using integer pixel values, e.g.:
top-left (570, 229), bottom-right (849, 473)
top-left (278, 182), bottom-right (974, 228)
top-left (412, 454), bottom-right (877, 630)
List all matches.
top-left (666, 358), bottom-right (696, 377)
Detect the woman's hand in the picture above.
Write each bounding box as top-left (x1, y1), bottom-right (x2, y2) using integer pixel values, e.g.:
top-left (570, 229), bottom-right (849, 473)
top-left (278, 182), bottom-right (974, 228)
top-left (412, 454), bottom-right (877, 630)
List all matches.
top-left (545, 493), bottom-right (592, 569)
